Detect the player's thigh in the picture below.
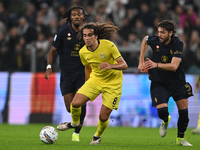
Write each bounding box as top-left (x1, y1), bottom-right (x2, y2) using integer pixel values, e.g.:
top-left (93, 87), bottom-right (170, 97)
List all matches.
top-left (175, 98), bottom-right (188, 110)
top-left (64, 93), bottom-right (75, 105)
top-left (74, 72), bottom-right (85, 90)
top-left (150, 82), bottom-right (170, 107)
top-left (77, 78), bottom-right (101, 102)
top-left (72, 93), bottom-right (90, 108)
top-left (60, 78), bottom-right (76, 96)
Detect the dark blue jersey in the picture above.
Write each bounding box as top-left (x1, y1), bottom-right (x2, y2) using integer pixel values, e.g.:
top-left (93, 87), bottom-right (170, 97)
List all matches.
top-left (52, 24), bottom-right (84, 73)
top-left (146, 35), bottom-right (186, 84)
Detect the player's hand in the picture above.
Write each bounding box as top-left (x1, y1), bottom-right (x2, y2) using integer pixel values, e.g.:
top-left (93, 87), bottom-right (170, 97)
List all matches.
top-left (99, 62), bottom-right (112, 70)
top-left (45, 68), bottom-right (52, 80)
top-left (145, 58), bottom-right (157, 69)
top-left (138, 61), bottom-right (146, 73)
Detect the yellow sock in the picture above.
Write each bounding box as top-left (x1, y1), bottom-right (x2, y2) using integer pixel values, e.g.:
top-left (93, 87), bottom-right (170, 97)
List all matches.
top-left (197, 113), bottom-right (200, 128)
top-left (70, 104), bottom-right (81, 125)
top-left (95, 119), bottom-right (109, 137)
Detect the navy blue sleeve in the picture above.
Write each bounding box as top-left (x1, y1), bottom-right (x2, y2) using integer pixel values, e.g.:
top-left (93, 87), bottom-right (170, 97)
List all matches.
top-left (52, 30), bottom-right (62, 48)
top-left (172, 41), bottom-right (183, 59)
top-left (146, 35), bottom-right (158, 45)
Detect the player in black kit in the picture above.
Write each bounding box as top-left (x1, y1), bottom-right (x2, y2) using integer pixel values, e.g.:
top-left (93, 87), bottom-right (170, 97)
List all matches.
top-left (45, 6), bottom-right (88, 142)
top-left (138, 20), bottom-right (193, 146)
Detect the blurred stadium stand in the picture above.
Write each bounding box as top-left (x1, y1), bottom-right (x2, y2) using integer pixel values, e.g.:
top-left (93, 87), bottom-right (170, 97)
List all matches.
top-left (0, 0), bottom-right (200, 73)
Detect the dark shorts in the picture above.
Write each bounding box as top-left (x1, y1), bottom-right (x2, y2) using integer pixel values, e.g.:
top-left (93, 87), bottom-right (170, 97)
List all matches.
top-left (60, 72), bottom-right (85, 96)
top-left (150, 81), bottom-right (193, 107)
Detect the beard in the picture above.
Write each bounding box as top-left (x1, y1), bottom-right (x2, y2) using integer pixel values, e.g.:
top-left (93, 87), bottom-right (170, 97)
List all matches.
top-left (160, 34), bottom-right (170, 44)
top-left (73, 23), bottom-right (80, 27)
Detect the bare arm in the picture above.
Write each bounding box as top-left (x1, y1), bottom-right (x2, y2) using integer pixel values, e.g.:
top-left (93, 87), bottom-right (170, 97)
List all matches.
top-left (47, 46), bottom-right (57, 65)
top-left (138, 36), bottom-right (149, 73)
top-left (44, 46), bottom-right (57, 80)
top-left (145, 57), bottom-right (181, 72)
top-left (99, 57), bottom-right (128, 71)
top-left (85, 64), bottom-right (92, 81)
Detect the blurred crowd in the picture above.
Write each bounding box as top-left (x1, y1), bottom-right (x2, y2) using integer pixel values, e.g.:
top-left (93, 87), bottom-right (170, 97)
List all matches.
top-left (0, 0), bottom-right (200, 74)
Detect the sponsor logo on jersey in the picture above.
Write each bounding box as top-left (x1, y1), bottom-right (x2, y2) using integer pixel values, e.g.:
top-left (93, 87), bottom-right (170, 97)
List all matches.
top-left (74, 44), bottom-right (80, 50)
top-left (174, 50), bottom-right (182, 54)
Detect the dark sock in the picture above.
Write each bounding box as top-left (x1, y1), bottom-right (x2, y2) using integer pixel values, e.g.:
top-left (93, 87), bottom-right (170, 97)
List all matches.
top-left (177, 109), bottom-right (189, 138)
top-left (157, 107), bottom-right (169, 123)
top-left (93, 136), bottom-right (101, 140)
top-left (75, 104), bottom-right (86, 133)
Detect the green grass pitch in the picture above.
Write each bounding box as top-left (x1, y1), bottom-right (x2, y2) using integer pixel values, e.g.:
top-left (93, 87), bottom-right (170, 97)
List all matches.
top-left (0, 124), bottom-right (199, 150)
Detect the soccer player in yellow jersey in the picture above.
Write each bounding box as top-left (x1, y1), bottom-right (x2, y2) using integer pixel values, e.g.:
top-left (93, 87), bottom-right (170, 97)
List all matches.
top-left (63, 22), bottom-right (128, 145)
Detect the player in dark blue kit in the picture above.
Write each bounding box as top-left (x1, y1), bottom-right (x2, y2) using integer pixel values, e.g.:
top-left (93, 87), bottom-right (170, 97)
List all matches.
top-left (138, 20), bottom-right (193, 146)
top-left (44, 6), bottom-right (88, 142)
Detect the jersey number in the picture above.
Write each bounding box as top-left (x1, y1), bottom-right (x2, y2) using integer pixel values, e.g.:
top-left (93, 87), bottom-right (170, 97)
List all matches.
top-left (113, 97), bottom-right (118, 105)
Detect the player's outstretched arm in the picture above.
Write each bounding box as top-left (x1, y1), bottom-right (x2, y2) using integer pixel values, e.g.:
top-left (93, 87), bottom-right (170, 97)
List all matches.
top-left (45, 46), bottom-right (57, 80)
top-left (145, 57), bottom-right (181, 72)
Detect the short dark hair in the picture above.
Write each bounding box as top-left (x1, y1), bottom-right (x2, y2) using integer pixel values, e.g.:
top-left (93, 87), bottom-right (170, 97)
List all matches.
top-left (158, 20), bottom-right (177, 35)
top-left (62, 6), bottom-right (88, 24)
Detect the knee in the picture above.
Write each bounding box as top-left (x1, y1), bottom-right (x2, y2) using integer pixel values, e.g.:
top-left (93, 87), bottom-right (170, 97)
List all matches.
top-left (71, 100), bottom-right (81, 108)
top-left (157, 107), bottom-right (169, 120)
top-left (99, 114), bottom-right (109, 122)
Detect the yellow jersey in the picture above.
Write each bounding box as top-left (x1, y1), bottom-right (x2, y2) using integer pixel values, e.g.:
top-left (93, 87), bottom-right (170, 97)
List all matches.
top-left (79, 39), bottom-right (123, 83)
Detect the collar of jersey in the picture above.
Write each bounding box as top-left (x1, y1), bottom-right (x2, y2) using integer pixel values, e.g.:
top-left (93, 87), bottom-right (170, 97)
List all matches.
top-left (86, 40), bottom-right (100, 52)
top-left (69, 24), bottom-right (77, 34)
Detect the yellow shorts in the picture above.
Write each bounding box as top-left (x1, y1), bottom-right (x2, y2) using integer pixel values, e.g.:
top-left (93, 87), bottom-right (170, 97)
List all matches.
top-left (77, 77), bottom-right (122, 110)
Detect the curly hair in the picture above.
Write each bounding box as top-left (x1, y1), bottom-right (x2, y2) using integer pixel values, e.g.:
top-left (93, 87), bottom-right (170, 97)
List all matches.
top-left (62, 6), bottom-right (88, 24)
top-left (77, 22), bottom-right (119, 45)
top-left (158, 20), bottom-right (177, 35)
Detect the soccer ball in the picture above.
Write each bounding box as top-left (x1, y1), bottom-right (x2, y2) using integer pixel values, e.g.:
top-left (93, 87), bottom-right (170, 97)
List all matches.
top-left (39, 126), bottom-right (58, 144)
